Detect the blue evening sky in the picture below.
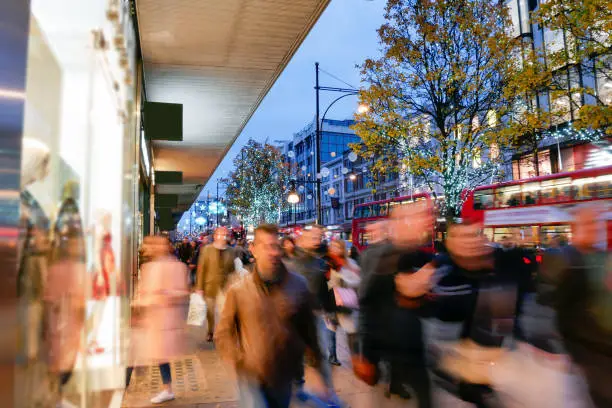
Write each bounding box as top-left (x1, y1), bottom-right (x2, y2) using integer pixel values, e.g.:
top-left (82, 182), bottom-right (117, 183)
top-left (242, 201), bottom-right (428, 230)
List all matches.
top-left (197, 0), bottom-right (386, 200)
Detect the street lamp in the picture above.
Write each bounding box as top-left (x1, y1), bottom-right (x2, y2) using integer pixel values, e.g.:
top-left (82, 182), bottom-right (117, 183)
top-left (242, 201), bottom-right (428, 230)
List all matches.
top-left (357, 103), bottom-right (369, 114)
top-left (287, 179), bottom-right (300, 204)
top-left (315, 62), bottom-right (365, 225)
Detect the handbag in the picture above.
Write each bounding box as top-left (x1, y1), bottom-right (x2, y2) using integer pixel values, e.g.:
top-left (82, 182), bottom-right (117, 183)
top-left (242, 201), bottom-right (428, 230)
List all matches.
top-left (352, 338), bottom-right (379, 386)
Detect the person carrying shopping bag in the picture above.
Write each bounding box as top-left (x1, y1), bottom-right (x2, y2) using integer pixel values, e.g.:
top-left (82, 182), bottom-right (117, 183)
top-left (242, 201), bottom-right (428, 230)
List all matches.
top-left (326, 239), bottom-right (361, 363)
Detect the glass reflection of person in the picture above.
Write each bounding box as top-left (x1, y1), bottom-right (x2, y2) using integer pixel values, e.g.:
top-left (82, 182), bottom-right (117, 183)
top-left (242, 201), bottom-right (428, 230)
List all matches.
top-left (17, 138), bottom-right (54, 407)
top-left (46, 180), bottom-right (86, 407)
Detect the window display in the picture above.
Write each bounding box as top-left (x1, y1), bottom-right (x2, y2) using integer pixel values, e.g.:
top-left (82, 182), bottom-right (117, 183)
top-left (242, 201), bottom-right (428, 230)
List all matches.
top-left (17, 0), bottom-right (139, 406)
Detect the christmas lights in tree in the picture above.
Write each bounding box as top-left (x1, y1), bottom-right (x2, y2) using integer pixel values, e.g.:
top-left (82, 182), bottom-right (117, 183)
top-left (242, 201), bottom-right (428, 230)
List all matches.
top-left (225, 139), bottom-right (291, 227)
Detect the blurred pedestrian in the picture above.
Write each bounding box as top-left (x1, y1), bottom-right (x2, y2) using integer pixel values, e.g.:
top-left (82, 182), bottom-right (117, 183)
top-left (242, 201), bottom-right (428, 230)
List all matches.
top-left (284, 225), bottom-right (335, 394)
top-left (281, 236), bottom-right (296, 260)
top-left (554, 205), bottom-right (612, 407)
top-left (426, 220), bottom-right (536, 408)
top-left (195, 227), bottom-right (238, 342)
top-left (177, 237), bottom-right (193, 265)
top-left (358, 203), bottom-right (434, 405)
top-left (127, 236), bottom-right (189, 404)
top-left (326, 239), bottom-right (361, 361)
top-left (216, 224), bottom-right (330, 408)
top-left (349, 245), bottom-right (360, 262)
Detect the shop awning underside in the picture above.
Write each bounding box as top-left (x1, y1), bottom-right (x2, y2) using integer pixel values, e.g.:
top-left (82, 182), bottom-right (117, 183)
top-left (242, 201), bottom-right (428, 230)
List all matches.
top-left (136, 0), bottom-right (330, 221)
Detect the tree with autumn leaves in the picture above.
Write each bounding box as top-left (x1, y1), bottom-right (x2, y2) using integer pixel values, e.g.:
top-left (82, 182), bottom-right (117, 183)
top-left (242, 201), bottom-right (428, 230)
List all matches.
top-left (225, 139), bottom-right (291, 226)
top-left (354, 0), bottom-right (519, 217)
top-left (354, 0), bottom-right (610, 217)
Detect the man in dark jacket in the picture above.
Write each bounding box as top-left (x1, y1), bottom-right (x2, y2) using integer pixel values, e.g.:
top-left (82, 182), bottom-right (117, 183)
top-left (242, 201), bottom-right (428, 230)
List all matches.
top-left (284, 225), bottom-right (334, 394)
top-left (177, 237), bottom-right (193, 265)
top-left (216, 224), bottom-right (329, 407)
top-left (555, 205), bottom-right (612, 407)
top-left (359, 204), bottom-right (435, 406)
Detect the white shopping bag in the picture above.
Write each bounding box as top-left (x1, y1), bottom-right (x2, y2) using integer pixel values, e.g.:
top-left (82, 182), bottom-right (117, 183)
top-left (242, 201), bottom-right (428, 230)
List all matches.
top-left (187, 293), bottom-right (206, 326)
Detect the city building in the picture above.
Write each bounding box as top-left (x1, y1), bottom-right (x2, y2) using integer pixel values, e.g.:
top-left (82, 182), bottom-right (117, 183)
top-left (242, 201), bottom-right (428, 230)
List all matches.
top-left (279, 118), bottom-right (363, 227)
top-left (279, 117), bottom-right (403, 234)
top-left (505, 0), bottom-right (611, 179)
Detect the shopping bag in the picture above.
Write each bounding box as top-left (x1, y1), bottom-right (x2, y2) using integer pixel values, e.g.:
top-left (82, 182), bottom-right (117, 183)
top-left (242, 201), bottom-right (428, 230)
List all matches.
top-left (333, 287), bottom-right (358, 309)
top-left (187, 293), bottom-right (206, 326)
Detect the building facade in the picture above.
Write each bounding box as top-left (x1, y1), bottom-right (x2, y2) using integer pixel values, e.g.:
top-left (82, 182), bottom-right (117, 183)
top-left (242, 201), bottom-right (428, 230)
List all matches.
top-left (280, 118), bottom-right (402, 233)
top-left (505, 0), bottom-right (611, 179)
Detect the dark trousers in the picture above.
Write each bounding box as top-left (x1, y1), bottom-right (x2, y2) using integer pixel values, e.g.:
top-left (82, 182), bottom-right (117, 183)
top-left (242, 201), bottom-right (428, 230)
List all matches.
top-left (328, 330), bottom-right (337, 359)
top-left (126, 363), bottom-right (172, 387)
top-left (260, 384), bottom-right (292, 408)
top-left (390, 359), bottom-right (432, 408)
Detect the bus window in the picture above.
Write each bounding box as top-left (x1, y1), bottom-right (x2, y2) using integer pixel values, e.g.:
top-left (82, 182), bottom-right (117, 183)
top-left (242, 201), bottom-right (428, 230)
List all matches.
top-left (473, 189), bottom-right (494, 209)
top-left (572, 178), bottom-right (595, 200)
top-left (372, 204), bottom-right (380, 217)
top-left (496, 185), bottom-right (521, 207)
top-left (362, 205), bottom-right (372, 218)
top-left (354, 207), bottom-right (363, 219)
top-left (594, 175), bottom-right (612, 198)
top-left (379, 203), bottom-right (389, 216)
top-left (540, 225), bottom-right (571, 249)
top-left (541, 178), bottom-right (571, 203)
top-left (521, 182), bottom-right (540, 205)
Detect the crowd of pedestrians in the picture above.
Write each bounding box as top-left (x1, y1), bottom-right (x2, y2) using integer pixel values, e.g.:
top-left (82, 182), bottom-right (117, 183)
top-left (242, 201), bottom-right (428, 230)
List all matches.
top-left (129, 201), bottom-right (610, 408)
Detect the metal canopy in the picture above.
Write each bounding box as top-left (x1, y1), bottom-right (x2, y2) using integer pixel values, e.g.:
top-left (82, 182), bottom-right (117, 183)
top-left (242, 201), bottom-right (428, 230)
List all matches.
top-left (136, 0), bottom-right (331, 217)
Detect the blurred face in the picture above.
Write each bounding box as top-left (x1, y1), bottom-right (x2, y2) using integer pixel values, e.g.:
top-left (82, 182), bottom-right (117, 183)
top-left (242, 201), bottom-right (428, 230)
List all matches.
top-left (573, 206), bottom-right (603, 251)
top-left (183, 237), bottom-right (189, 245)
top-left (330, 241), bottom-right (344, 257)
top-left (214, 228), bottom-right (228, 245)
top-left (446, 223), bottom-right (493, 269)
top-left (368, 221), bottom-right (387, 244)
top-left (253, 231), bottom-right (282, 277)
top-left (389, 202), bottom-right (433, 248)
top-left (282, 239), bottom-right (295, 254)
top-left (301, 228), bottom-right (323, 251)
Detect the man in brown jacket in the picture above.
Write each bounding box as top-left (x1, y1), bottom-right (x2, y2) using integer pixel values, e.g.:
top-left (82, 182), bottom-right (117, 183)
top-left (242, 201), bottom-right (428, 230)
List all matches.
top-left (195, 227), bottom-right (237, 342)
top-left (215, 224), bottom-right (328, 408)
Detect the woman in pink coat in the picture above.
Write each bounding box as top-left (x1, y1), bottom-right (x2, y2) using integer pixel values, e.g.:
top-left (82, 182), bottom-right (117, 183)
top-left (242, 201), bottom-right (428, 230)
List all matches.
top-left (127, 236), bottom-right (190, 404)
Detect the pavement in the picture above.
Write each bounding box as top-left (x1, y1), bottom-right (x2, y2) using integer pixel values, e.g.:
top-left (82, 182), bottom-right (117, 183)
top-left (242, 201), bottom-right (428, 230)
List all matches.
top-left (121, 326), bottom-right (468, 408)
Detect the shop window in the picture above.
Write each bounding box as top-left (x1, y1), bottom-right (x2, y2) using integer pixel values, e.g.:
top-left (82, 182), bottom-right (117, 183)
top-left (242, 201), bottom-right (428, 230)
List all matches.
top-left (597, 56), bottom-right (612, 105)
top-left (516, 150), bottom-right (552, 179)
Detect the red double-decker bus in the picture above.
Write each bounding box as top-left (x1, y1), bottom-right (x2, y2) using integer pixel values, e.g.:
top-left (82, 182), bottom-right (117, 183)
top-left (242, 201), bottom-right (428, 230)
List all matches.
top-left (351, 193), bottom-right (435, 251)
top-left (461, 165), bottom-right (612, 249)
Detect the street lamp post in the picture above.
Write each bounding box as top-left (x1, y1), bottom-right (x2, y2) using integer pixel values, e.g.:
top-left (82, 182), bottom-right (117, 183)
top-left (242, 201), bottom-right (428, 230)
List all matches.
top-left (314, 62), bottom-right (365, 225)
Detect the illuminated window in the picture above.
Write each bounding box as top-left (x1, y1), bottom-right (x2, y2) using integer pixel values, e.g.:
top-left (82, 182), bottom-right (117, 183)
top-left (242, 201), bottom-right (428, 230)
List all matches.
top-left (486, 110), bottom-right (498, 127)
top-left (490, 143), bottom-right (500, 160)
top-left (472, 148), bottom-right (482, 168)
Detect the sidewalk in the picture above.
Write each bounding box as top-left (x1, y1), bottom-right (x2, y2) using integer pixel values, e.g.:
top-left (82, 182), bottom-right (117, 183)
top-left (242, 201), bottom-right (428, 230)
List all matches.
top-left (121, 326), bottom-right (464, 408)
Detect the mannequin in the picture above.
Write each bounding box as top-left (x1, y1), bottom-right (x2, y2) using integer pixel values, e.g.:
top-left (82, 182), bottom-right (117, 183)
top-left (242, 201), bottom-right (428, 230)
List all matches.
top-left (87, 210), bottom-right (118, 355)
top-left (45, 179), bottom-right (86, 408)
top-left (17, 138), bottom-right (55, 407)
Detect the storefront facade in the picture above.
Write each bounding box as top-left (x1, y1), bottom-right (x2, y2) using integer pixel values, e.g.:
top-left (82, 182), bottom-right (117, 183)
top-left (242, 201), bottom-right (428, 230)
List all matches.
top-left (9, 0), bottom-right (148, 406)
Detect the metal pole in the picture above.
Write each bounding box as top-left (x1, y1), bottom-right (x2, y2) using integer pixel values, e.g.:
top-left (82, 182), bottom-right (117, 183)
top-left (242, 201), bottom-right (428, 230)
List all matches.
top-left (315, 62), bottom-right (322, 225)
top-left (207, 191), bottom-right (211, 231)
top-left (216, 180), bottom-right (220, 227)
top-left (556, 137), bottom-right (563, 171)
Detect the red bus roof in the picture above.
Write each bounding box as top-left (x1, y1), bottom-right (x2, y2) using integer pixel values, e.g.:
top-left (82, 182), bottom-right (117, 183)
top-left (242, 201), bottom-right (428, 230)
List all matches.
top-left (354, 192), bottom-right (432, 209)
top-left (473, 165), bottom-right (612, 192)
